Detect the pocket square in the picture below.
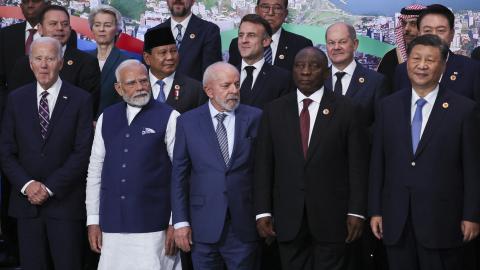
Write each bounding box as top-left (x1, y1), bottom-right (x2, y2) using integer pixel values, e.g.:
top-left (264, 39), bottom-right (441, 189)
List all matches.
top-left (141, 127), bottom-right (156, 135)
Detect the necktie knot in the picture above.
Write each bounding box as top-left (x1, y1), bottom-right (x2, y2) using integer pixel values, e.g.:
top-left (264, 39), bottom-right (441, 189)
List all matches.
top-left (416, 98), bottom-right (427, 108)
top-left (41, 91), bottom-right (49, 99)
top-left (215, 113), bottom-right (227, 123)
top-left (156, 80), bottom-right (166, 102)
top-left (28, 29), bottom-right (37, 35)
top-left (244, 66), bottom-right (255, 75)
top-left (156, 80), bottom-right (165, 87)
top-left (176, 24), bottom-right (183, 32)
top-left (302, 98), bottom-right (313, 109)
top-left (175, 24), bottom-right (183, 48)
top-left (335, 71), bottom-right (347, 80)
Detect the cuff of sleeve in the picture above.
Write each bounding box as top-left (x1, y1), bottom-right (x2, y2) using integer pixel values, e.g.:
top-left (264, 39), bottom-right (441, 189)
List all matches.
top-left (169, 212), bottom-right (172, 226)
top-left (174, 222), bottom-right (190, 229)
top-left (44, 186), bottom-right (54, 197)
top-left (347, 213), bottom-right (365, 220)
top-left (256, 213), bottom-right (272, 220)
top-left (87, 215), bottom-right (100, 226)
top-left (20, 180), bottom-right (35, 195)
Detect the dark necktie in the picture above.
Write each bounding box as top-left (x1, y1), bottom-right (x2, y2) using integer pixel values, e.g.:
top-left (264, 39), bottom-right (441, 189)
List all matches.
top-left (300, 98), bottom-right (313, 158)
top-left (215, 113), bottom-right (229, 165)
top-left (264, 45), bottom-right (273, 64)
top-left (175, 24), bottom-right (183, 49)
top-left (334, 71), bottom-right (347, 96)
top-left (156, 80), bottom-right (166, 102)
top-left (411, 98), bottom-right (427, 153)
top-left (25, 29), bottom-right (37, 55)
top-left (240, 66), bottom-right (255, 93)
top-left (39, 91), bottom-right (50, 139)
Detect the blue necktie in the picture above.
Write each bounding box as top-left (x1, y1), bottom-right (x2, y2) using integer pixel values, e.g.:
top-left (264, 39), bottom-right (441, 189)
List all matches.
top-left (156, 80), bottom-right (166, 102)
top-left (215, 113), bottom-right (229, 165)
top-left (175, 24), bottom-right (183, 49)
top-left (411, 98), bottom-right (427, 153)
top-left (264, 45), bottom-right (272, 64)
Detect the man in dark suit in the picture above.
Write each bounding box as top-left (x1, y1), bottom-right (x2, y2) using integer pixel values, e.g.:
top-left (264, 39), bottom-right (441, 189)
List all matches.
top-left (172, 62), bottom-right (262, 269)
top-left (9, 5), bottom-right (101, 115)
top-left (143, 26), bottom-right (206, 114)
top-left (0, 37), bottom-right (93, 270)
top-left (147, 0), bottom-right (222, 82)
top-left (325, 22), bottom-right (388, 129)
top-left (393, 4), bottom-right (480, 104)
top-left (254, 47), bottom-right (369, 270)
top-left (237, 14), bottom-right (292, 109)
top-left (369, 34), bottom-right (480, 270)
top-left (229, 0), bottom-right (313, 72)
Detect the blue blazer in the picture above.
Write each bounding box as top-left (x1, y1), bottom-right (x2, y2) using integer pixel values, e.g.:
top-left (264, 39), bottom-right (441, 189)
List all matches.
top-left (171, 103), bottom-right (262, 243)
top-left (87, 47), bottom-right (131, 116)
top-left (0, 81), bottom-right (93, 220)
top-left (393, 52), bottom-right (480, 103)
top-left (368, 87), bottom-right (480, 249)
top-left (150, 15), bottom-right (222, 81)
top-left (325, 62), bottom-right (388, 127)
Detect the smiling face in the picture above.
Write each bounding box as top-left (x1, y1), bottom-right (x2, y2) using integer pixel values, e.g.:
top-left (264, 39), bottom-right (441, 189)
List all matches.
top-left (407, 44), bottom-right (445, 93)
top-left (326, 23), bottom-right (358, 70)
top-left (38, 10), bottom-right (71, 46)
top-left (238, 21), bottom-right (271, 64)
top-left (293, 48), bottom-right (328, 96)
top-left (29, 40), bottom-right (63, 90)
top-left (144, 44), bottom-right (178, 79)
top-left (91, 12), bottom-right (118, 46)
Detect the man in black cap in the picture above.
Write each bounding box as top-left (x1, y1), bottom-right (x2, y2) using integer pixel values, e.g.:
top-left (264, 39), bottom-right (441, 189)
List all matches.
top-left (143, 27), bottom-right (206, 113)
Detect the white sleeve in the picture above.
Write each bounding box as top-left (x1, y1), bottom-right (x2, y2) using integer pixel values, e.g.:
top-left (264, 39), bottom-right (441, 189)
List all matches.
top-left (165, 110), bottom-right (181, 161)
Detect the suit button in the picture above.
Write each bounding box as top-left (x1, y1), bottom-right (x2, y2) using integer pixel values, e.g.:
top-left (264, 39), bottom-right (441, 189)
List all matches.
top-left (125, 133), bottom-right (130, 138)
top-left (411, 162), bottom-right (416, 167)
top-left (124, 149), bottom-right (128, 153)
top-left (120, 195), bottom-right (125, 200)
top-left (121, 179), bottom-right (126, 183)
top-left (122, 163), bottom-right (126, 168)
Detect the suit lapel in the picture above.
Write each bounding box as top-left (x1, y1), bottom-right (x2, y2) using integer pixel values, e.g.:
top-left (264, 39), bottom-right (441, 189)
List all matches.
top-left (401, 90), bottom-right (414, 156)
top-left (229, 106), bottom-right (248, 168)
top-left (440, 52), bottom-right (460, 90)
top-left (345, 64), bottom-right (363, 98)
top-left (248, 64), bottom-right (269, 104)
top-left (179, 15), bottom-right (199, 55)
top-left (198, 104), bottom-right (227, 169)
top-left (306, 90), bottom-right (335, 163)
top-left (101, 47), bottom-right (121, 85)
top-left (324, 67), bottom-right (334, 93)
top-left (166, 73), bottom-right (184, 104)
top-left (284, 93), bottom-right (305, 162)
top-left (43, 83), bottom-right (70, 144)
top-left (27, 84), bottom-right (44, 146)
top-left (275, 29), bottom-right (289, 64)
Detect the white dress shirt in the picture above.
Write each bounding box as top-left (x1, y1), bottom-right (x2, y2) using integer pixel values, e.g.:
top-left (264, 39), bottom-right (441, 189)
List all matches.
top-left (170, 13), bottom-right (192, 42)
top-left (270, 28), bottom-right (282, 65)
top-left (86, 104), bottom-right (180, 225)
top-left (256, 88), bottom-right (365, 220)
top-left (149, 70), bottom-right (175, 100)
top-left (411, 85), bottom-right (439, 137)
top-left (25, 22), bottom-right (40, 42)
top-left (240, 58), bottom-right (265, 89)
top-left (173, 100), bottom-right (236, 230)
top-left (331, 60), bottom-right (357, 96)
top-left (20, 78), bottom-right (63, 196)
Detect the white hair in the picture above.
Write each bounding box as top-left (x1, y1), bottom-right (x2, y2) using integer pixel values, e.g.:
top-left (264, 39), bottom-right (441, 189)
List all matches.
top-left (29, 37), bottom-right (62, 59)
top-left (115, 59), bottom-right (147, 82)
top-left (88, 5), bottom-right (123, 33)
top-left (203, 62), bottom-right (239, 87)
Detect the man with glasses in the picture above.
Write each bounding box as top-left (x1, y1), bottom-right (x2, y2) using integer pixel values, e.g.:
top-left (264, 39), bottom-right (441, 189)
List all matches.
top-left (228, 0), bottom-right (312, 72)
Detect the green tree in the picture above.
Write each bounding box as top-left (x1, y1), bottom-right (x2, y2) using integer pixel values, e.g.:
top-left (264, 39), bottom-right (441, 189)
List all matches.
top-left (110, 0), bottom-right (146, 20)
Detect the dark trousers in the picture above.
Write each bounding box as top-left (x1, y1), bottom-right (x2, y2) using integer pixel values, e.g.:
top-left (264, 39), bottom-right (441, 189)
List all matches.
top-left (386, 218), bottom-right (463, 270)
top-left (277, 214), bottom-right (346, 270)
top-left (17, 216), bottom-right (85, 270)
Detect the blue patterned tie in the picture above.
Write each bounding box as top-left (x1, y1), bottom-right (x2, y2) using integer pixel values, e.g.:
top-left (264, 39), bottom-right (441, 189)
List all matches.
top-left (264, 45), bottom-right (272, 64)
top-left (215, 113), bottom-right (229, 165)
top-left (411, 98), bottom-right (427, 153)
top-left (156, 80), bottom-right (166, 102)
top-left (175, 24), bottom-right (183, 49)
top-left (39, 91), bottom-right (49, 139)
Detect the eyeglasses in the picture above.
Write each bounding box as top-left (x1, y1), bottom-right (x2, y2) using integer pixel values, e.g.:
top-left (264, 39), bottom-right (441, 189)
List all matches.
top-left (258, 4), bottom-right (285, 14)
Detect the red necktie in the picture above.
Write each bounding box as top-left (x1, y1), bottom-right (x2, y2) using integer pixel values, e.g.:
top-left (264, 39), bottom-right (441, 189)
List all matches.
top-left (25, 29), bottom-right (37, 55)
top-left (300, 98), bottom-right (313, 158)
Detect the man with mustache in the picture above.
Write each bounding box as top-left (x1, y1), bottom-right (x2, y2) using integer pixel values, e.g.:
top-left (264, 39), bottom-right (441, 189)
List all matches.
top-left (171, 62), bottom-right (262, 269)
top-left (147, 0), bottom-right (222, 82)
top-left (85, 59), bottom-right (181, 270)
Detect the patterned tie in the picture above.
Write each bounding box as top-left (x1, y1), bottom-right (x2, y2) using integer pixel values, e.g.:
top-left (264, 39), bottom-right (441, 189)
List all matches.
top-left (156, 80), bottom-right (166, 102)
top-left (411, 98), bottom-right (427, 153)
top-left (175, 24), bottom-right (183, 49)
top-left (334, 71), bottom-right (347, 96)
top-left (240, 66), bottom-right (255, 93)
top-left (300, 98), bottom-right (313, 158)
top-left (39, 91), bottom-right (50, 139)
top-left (25, 29), bottom-right (36, 55)
top-left (215, 113), bottom-right (229, 165)
top-left (264, 45), bottom-right (273, 64)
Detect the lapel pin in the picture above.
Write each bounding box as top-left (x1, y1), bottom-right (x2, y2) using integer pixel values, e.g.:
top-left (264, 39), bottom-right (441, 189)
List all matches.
top-left (189, 33), bottom-right (195, 39)
top-left (359, 77), bottom-right (365, 83)
top-left (279, 54), bottom-right (285, 60)
top-left (453, 71), bottom-right (458, 75)
top-left (285, 46), bottom-right (288, 49)
top-left (450, 75), bottom-right (456, 81)
top-left (442, 102), bottom-right (449, 109)
top-left (322, 108), bottom-right (330, 115)
top-left (67, 60), bottom-right (73, 65)
top-left (174, 85), bottom-right (180, 100)
top-left (62, 96), bottom-right (68, 99)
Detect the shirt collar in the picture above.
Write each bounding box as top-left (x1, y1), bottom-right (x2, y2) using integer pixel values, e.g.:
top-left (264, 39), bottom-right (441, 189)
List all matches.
top-left (331, 59), bottom-right (357, 77)
top-left (241, 58), bottom-right (265, 71)
top-left (171, 13), bottom-right (193, 31)
top-left (208, 100), bottom-right (235, 119)
top-left (271, 28), bottom-right (282, 45)
top-left (149, 69), bottom-right (175, 84)
top-left (25, 22), bottom-right (38, 32)
top-left (411, 84), bottom-right (440, 106)
top-left (37, 77), bottom-right (62, 96)
top-left (296, 87), bottom-right (324, 104)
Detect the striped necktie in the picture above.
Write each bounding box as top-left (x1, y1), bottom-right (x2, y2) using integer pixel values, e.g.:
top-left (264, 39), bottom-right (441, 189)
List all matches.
top-left (175, 24), bottom-right (183, 49)
top-left (264, 45), bottom-right (273, 64)
top-left (39, 91), bottom-right (50, 139)
top-left (215, 113), bottom-right (229, 165)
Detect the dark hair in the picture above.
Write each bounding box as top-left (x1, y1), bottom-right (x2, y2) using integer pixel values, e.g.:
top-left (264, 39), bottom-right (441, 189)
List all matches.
top-left (407, 34), bottom-right (449, 61)
top-left (240, 14), bottom-right (273, 37)
top-left (256, 0), bottom-right (288, 9)
top-left (39, 5), bottom-right (70, 24)
top-left (417, 4), bottom-right (454, 30)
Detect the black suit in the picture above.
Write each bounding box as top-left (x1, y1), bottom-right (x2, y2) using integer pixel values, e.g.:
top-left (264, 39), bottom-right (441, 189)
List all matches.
top-left (0, 81), bottom-right (93, 270)
top-left (9, 46), bottom-right (101, 115)
top-left (150, 15), bottom-right (222, 81)
top-left (239, 63), bottom-right (292, 109)
top-left (229, 29), bottom-right (313, 72)
top-left (472, 46), bottom-right (480, 61)
top-left (254, 89), bottom-right (369, 269)
top-left (165, 73), bottom-right (207, 113)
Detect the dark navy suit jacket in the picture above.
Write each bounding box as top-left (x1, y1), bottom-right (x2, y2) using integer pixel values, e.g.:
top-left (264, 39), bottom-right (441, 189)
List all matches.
top-left (368, 87), bottom-right (480, 249)
top-left (171, 103), bottom-right (262, 243)
top-left (229, 28), bottom-right (313, 72)
top-left (150, 15), bottom-right (222, 81)
top-left (0, 81), bottom-right (93, 220)
top-left (393, 52), bottom-right (480, 103)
